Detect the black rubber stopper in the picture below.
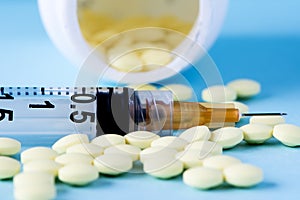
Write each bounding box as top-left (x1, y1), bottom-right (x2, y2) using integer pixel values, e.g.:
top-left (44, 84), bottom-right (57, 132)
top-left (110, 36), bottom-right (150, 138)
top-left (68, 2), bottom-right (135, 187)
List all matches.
top-left (96, 87), bottom-right (133, 136)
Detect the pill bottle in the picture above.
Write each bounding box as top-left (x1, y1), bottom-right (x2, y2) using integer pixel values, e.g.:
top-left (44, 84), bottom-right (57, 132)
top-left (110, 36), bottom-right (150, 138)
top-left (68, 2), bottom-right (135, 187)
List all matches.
top-left (38, 0), bottom-right (228, 84)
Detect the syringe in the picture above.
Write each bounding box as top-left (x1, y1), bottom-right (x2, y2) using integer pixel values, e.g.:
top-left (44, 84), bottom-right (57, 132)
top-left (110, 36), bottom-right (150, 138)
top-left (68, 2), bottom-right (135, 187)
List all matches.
top-left (0, 87), bottom-right (285, 138)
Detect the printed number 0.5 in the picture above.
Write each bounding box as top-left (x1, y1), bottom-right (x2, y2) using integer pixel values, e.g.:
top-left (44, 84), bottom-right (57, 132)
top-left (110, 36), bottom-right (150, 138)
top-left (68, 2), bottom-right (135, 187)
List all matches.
top-left (0, 109), bottom-right (13, 121)
top-left (70, 111), bottom-right (95, 123)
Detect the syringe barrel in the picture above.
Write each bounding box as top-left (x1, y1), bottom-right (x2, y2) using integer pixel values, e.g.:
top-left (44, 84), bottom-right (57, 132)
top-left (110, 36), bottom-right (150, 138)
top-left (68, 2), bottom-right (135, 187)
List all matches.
top-left (0, 87), bottom-right (174, 139)
top-left (0, 87), bottom-right (239, 140)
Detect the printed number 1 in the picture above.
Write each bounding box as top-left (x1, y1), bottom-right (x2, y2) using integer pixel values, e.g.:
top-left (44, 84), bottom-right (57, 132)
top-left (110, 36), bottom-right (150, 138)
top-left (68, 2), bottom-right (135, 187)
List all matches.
top-left (29, 101), bottom-right (55, 109)
top-left (0, 109), bottom-right (13, 121)
top-left (0, 93), bottom-right (14, 100)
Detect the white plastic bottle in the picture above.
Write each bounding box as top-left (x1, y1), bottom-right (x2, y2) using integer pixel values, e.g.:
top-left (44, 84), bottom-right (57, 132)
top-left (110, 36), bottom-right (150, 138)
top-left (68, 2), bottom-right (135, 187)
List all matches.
top-left (38, 0), bottom-right (228, 84)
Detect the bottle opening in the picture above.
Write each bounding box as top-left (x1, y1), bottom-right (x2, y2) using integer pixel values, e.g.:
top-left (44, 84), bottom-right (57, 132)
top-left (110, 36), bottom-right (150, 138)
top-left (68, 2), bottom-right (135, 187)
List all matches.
top-left (77, 0), bottom-right (199, 73)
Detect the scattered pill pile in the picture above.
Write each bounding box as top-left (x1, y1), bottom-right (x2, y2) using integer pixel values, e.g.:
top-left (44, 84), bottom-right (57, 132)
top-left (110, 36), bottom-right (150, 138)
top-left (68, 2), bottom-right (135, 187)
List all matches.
top-left (0, 118), bottom-right (299, 199)
top-left (201, 79), bottom-right (261, 103)
top-left (0, 138), bottom-right (21, 180)
top-left (78, 9), bottom-right (193, 72)
top-left (1, 79), bottom-right (300, 199)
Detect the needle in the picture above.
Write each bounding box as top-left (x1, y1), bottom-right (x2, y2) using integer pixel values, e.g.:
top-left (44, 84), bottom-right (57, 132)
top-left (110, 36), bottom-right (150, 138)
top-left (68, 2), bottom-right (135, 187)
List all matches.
top-left (242, 113), bottom-right (287, 117)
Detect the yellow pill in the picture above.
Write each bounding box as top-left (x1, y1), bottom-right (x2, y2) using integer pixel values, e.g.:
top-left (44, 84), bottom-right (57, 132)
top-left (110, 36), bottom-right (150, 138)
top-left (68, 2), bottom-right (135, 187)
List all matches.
top-left (13, 172), bottom-right (55, 188)
top-left (93, 154), bottom-right (133, 176)
top-left (179, 126), bottom-right (211, 143)
top-left (0, 137), bottom-right (21, 156)
top-left (0, 156), bottom-right (21, 179)
top-left (185, 141), bottom-right (223, 157)
top-left (91, 134), bottom-right (125, 149)
top-left (227, 79), bottom-right (261, 98)
top-left (21, 147), bottom-right (58, 164)
top-left (110, 52), bottom-right (143, 72)
top-left (250, 116), bottom-right (285, 127)
top-left (52, 134), bottom-right (89, 154)
top-left (160, 84), bottom-right (193, 101)
top-left (224, 163), bottom-right (263, 187)
top-left (55, 153), bottom-right (93, 165)
top-left (66, 143), bottom-right (104, 158)
top-left (241, 124), bottom-right (273, 144)
top-left (202, 85), bottom-right (237, 102)
top-left (140, 147), bottom-right (177, 163)
top-left (58, 163), bottom-right (99, 186)
top-left (141, 50), bottom-right (172, 67)
top-left (143, 156), bottom-right (183, 179)
top-left (183, 167), bottom-right (223, 190)
top-left (176, 150), bottom-right (205, 169)
top-left (210, 127), bottom-right (244, 149)
top-left (151, 136), bottom-right (188, 151)
top-left (203, 155), bottom-right (242, 171)
top-left (273, 124), bottom-right (300, 147)
top-left (23, 160), bottom-right (62, 176)
top-left (104, 144), bottom-right (141, 161)
top-left (125, 131), bottom-right (160, 149)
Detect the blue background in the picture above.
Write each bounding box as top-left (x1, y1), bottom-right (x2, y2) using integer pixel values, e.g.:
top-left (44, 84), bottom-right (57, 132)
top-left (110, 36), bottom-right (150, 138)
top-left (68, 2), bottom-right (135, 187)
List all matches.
top-left (1, 0), bottom-right (300, 199)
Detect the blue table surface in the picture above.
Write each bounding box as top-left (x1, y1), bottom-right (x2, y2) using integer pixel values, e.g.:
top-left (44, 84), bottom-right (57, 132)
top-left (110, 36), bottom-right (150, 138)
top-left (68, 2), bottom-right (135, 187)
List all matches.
top-left (1, 1), bottom-right (300, 200)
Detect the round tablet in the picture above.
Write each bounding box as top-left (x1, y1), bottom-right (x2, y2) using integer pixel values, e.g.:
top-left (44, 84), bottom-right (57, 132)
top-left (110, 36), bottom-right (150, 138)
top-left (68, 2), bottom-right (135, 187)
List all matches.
top-left (52, 134), bottom-right (89, 154)
top-left (250, 116), bottom-right (285, 127)
top-left (0, 156), bottom-right (21, 179)
top-left (185, 141), bottom-right (223, 157)
top-left (111, 53), bottom-right (143, 72)
top-left (141, 50), bottom-right (172, 67)
top-left (202, 85), bottom-right (237, 102)
top-left (125, 131), bottom-right (160, 149)
top-left (227, 79), bottom-right (261, 98)
top-left (273, 124), bottom-right (300, 147)
top-left (183, 167), bottom-right (223, 190)
top-left (240, 124), bottom-right (273, 144)
top-left (203, 155), bottom-right (242, 170)
top-left (179, 126), bottom-right (211, 143)
top-left (55, 153), bottom-right (93, 165)
top-left (0, 137), bottom-right (21, 156)
top-left (143, 156), bottom-right (183, 179)
top-left (21, 147), bottom-right (58, 164)
top-left (93, 154), bottom-right (133, 175)
top-left (104, 144), bottom-right (141, 161)
top-left (14, 172), bottom-right (55, 188)
top-left (58, 163), bottom-right (99, 186)
top-left (91, 134), bottom-right (125, 149)
top-left (175, 150), bottom-right (204, 169)
top-left (210, 127), bottom-right (244, 149)
top-left (14, 185), bottom-right (56, 200)
top-left (66, 143), bottom-right (104, 158)
top-left (23, 160), bottom-right (62, 176)
top-left (140, 147), bottom-right (177, 163)
top-left (151, 136), bottom-right (188, 151)
top-left (224, 163), bottom-right (263, 187)
top-left (160, 84), bottom-right (193, 101)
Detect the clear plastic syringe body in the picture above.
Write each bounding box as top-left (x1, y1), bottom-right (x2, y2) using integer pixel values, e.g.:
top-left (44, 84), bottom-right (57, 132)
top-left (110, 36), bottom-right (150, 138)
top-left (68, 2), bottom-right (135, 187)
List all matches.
top-left (0, 87), bottom-right (240, 139)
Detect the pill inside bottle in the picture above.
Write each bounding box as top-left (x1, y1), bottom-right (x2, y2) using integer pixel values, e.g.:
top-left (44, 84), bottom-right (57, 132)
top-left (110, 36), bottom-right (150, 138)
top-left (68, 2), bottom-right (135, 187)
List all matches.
top-left (77, 0), bottom-right (198, 72)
